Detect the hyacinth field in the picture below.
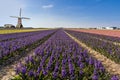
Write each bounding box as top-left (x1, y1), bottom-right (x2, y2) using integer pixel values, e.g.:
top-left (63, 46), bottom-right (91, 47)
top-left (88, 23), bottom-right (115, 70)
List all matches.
top-left (66, 30), bottom-right (120, 63)
top-left (0, 29), bottom-right (120, 80)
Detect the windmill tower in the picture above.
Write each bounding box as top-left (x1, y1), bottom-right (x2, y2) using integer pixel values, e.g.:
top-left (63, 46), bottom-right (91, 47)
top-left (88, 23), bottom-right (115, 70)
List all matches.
top-left (10, 8), bottom-right (30, 28)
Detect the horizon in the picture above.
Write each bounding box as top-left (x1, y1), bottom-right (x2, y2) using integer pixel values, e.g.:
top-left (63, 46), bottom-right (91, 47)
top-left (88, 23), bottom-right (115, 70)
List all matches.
top-left (0, 0), bottom-right (120, 28)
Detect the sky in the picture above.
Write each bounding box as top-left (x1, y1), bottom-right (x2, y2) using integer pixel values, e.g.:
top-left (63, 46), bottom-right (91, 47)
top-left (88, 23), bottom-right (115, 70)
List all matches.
top-left (0, 0), bottom-right (120, 28)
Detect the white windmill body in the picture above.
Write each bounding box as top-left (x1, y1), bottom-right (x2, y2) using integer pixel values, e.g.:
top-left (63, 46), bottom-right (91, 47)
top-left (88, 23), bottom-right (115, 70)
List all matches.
top-left (10, 8), bottom-right (30, 28)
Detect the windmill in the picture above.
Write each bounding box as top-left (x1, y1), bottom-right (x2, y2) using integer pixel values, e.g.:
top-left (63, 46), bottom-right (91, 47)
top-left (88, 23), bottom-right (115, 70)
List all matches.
top-left (10, 8), bottom-right (30, 28)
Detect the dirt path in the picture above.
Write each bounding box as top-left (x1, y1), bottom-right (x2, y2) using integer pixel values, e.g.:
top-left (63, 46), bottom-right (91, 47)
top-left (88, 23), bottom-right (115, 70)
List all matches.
top-left (65, 31), bottom-right (120, 78)
top-left (0, 51), bottom-right (35, 80)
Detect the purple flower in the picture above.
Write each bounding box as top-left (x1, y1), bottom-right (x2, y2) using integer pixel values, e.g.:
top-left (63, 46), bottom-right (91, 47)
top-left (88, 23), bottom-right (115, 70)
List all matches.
top-left (62, 59), bottom-right (66, 64)
top-left (99, 66), bottom-right (105, 72)
top-left (28, 70), bottom-right (34, 77)
top-left (54, 62), bottom-right (59, 72)
top-left (21, 67), bottom-right (27, 74)
top-left (78, 56), bottom-right (83, 61)
top-left (69, 62), bottom-right (74, 75)
top-left (15, 67), bottom-right (20, 74)
top-left (52, 71), bottom-right (58, 78)
top-left (68, 58), bottom-right (72, 63)
top-left (61, 69), bottom-right (66, 78)
top-left (92, 69), bottom-right (99, 80)
top-left (93, 69), bottom-right (98, 75)
top-left (61, 64), bottom-right (66, 78)
top-left (92, 74), bottom-right (98, 80)
top-left (79, 70), bottom-right (83, 75)
top-left (42, 69), bottom-right (48, 75)
top-left (111, 75), bottom-right (119, 80)
top-left (37, 66), bottom-right (41, 73)
top-left (89, 57), bottom-right (94, 65)
top-left (29, 56), bottom-right (34, 63)
top-left (79, 62), bottom-right (84, 69)
top-left (25, 57), bottom-right (29, 63)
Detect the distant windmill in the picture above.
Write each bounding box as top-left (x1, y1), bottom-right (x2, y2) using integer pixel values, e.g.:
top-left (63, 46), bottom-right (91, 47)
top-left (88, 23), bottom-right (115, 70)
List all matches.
top-left (10, 8), bottom-right (30, 28)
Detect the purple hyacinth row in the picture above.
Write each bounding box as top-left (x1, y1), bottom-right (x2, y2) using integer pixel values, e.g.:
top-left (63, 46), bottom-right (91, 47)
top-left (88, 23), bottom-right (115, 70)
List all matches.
top-left (0, 30), bottom-right (55, 60)
top-left (15, 29), bottom-right (118, 80)
top-left (87, 32), bottom-right (120, 43)
top-left (0, 30), bottom-right (47, 42)
top-left (66, 30), bottom-right (120, 63)
top-left (71, 30), bottom-right (120, 43)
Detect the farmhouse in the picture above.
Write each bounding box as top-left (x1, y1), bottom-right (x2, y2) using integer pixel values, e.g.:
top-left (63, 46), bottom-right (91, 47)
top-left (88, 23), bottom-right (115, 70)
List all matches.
top-left (97, 27), bottom-right (118, 30)
top-left (4, 24), bottom-right (15, 28)
top-left (104, 27), bottom-right (117, 30)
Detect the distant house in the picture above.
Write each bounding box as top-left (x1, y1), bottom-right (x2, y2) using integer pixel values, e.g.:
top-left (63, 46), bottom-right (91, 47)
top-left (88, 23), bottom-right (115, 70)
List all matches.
top-left (105, 27), bottom-right (118, 30)
top-left (97, 27), bottom-right (118, 30)
top-left (105, 27), bottom-right (113, 30)
top-left (96, 27), bottom-right (119, 30)
top-left (111, 27), bottom-right (118, 29)
top-left (4, 24), bottom-right (15, 28)
top-left (89, 28), bottom-right (97, 29)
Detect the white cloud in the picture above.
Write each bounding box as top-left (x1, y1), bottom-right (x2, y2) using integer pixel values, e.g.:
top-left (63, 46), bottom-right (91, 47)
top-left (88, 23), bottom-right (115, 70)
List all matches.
top-left (42, 4), bottom-right (54, 9)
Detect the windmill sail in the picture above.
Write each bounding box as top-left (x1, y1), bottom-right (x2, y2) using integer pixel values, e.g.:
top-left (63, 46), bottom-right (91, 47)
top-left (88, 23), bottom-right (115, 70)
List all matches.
top-left (20, 8), bottom-right (22, 17)
top-left (10, 16), bottom-right (20, 18)
top-left (21, 17), bottom-right (30, 19)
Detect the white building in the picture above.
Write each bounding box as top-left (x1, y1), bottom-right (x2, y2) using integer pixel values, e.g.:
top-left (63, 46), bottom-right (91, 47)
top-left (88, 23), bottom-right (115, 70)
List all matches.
top-left (97, 27), bottom-right (118, 30)
top-left (105, 27), bottom-right (114, 30)
top-left (4, 24), bottom-right (15, 28)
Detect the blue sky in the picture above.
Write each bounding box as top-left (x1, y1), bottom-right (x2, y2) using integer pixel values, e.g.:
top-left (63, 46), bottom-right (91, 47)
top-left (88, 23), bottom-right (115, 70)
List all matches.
top-left (0, 0), bottom-right (120, 28)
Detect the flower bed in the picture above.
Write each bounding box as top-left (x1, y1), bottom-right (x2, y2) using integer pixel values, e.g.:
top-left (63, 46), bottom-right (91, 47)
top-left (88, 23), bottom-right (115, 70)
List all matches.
top-left (14, 30), bottom-right (118, 80)
top-left (66, 30), bottom-right (120, 63)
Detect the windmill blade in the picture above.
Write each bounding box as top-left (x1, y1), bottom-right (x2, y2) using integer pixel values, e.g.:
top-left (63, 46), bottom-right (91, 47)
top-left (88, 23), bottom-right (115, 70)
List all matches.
top-left (20, 8), bottom-right (22, 17)
top-left (21, 17), bottom-right (30, 19)
top-left (10, 16), bottom-right (20, 18)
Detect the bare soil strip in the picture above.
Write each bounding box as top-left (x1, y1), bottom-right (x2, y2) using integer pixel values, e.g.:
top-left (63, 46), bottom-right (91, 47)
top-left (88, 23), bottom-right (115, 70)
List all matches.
top-left (65, 31), bottom-right (120, 78)
top-left (0, 51), bottom-right (35, 80)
